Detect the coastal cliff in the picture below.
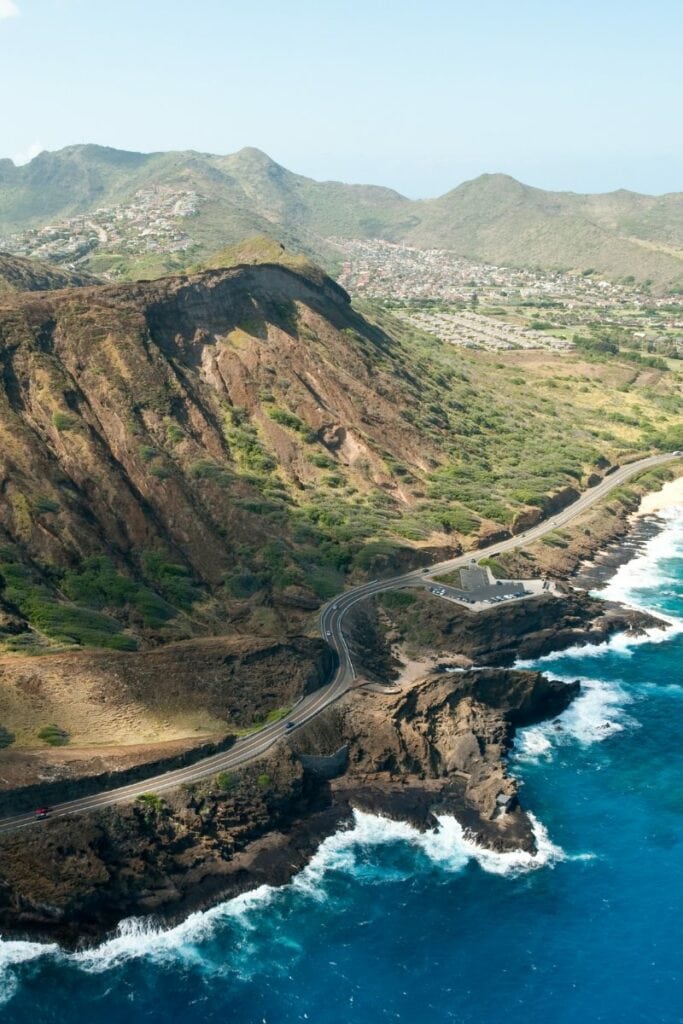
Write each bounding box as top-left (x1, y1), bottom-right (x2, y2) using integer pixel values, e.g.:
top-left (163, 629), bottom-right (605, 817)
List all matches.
top-left (0, 665), bottom-right (576, 945)
top-left (0, 546), bottom-right (668, 946)
top-left (0, 517), bottom-right (670, 946)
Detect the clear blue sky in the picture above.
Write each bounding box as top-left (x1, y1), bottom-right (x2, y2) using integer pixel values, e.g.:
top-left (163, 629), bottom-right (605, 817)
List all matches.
top-left (0, 0), bottom-right (680, 197)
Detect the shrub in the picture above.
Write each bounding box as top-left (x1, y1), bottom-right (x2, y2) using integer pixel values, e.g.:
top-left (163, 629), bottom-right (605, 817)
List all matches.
top-left (439, 507), bottom-right (478, 534)
top-left (308, 453), bottom-right (336, 469)
top-left (52, 411), bottom-right (77, 431)
top-left (541, 533), bottom-right (569, 548)
top-left (136, 792), bottom-right (165, 812)
top-left (257, 773), bottom-right (271, 790)
top-left (478, 557), bottom-right (505, 578)
top-left (267, 407), bottom-right (305, 432)
top-left (21, 596), bottom-right (137, 649)
top-left (33, 496), bottom-right (60, 514)
top-left (215, 771), bottom-right (237, 792)
top-left (142, 550), bottom-right (199, 609)
top-left (223, 569), bottom-right (265, 599)
top-left (165, 420), bottom-right (184, 444)
top-left (37, 724), bottom-right (69, 746)
top-left (224, 416), bottom-right (276, 473)
top-left (380, 590), bottom-right (417, 609)
top-left (0, 726), bottom-right (15, 748)
top-left (62, 556), bottom-right (176, 628)
top-left (138, 445), bottom-right (158, 462)
top-left (149, 464), bottom-right (172, 480)
top-left (189, 459), bottom-right (232, 487)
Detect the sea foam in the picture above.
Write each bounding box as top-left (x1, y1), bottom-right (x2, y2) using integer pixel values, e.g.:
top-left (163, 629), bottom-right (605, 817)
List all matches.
top-left (514, 674), bottom-right (636, 764)
top-left (515, 505), bottom-right (683, 764)
top-left (0, 807), bottom-right (567, 991)
top-left (71, 883), bottom-right (277, 973)
top-left (599, 505), bottom-right (683, 619)
top-left (294, 808), bottom-right (563, 889)
top-left (0, 939), bottom-right (58, 1007)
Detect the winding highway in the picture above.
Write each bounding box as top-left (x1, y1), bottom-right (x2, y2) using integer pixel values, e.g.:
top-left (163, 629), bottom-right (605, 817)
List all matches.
top-left (0, 452), bottom-right (677, 834)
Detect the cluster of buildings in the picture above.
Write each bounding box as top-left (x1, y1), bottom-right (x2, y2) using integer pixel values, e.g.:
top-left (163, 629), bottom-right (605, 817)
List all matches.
top-left (0, 187), bottom-right (203, 267)
top-left (331, 238), bottom-right (683, 357)
top-left (331, 238), bottom-right (640, 306)
top-left (398, 308), bottom-right (573, 353)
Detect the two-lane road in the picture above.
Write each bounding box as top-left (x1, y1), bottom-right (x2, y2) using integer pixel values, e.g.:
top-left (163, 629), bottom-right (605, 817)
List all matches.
top-left (0, 452), bottom-right (677, 834)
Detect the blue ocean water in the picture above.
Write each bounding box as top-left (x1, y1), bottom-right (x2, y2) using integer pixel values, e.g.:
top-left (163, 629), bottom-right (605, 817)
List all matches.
top-left (1, 509), bottom-right (682, 1024)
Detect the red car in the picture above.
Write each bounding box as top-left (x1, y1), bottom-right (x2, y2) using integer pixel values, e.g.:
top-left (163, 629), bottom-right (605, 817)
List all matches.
top-left (34, 807), bottom-right (50, 820)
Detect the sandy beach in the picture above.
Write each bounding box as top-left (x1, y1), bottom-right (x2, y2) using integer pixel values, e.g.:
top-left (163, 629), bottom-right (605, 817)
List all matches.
top-left (636, 474), bottom-right (683, 516)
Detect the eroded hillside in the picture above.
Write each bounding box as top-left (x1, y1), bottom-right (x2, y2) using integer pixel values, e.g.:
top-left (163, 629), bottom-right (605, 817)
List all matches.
top-left (0, 252), bottom-right (96, 295)
top-left (0, 254), bottom-right (679, 659)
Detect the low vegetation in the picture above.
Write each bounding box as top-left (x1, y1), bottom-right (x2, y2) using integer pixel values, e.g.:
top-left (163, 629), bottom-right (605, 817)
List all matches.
top-left (0, 726), bottom-right (15, 749)
top-left (37, 724), bottom-right (69, 746)
top-left (0, 254), bottom-right (680, 654)
top-left (136, 793), bottom-right (165, 813)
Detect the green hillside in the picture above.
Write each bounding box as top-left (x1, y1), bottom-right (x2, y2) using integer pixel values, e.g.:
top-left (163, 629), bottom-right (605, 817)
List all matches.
top-left (409, 174), bottom-right (683, 287)
top-left (0, 249), bottom-right (680, 657)
top-left (2, 145), bottom-right (683, 288)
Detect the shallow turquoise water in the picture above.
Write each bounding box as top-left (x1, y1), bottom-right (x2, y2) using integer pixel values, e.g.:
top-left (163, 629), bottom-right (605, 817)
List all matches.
top-left (1, 509), bottom-right (682, 1024)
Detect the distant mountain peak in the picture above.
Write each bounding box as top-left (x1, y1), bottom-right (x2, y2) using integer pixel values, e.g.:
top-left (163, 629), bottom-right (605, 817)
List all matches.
top-left (232, 146), bottom-right (277, 163)
top-left (0, 144), bottom-right (681, 289)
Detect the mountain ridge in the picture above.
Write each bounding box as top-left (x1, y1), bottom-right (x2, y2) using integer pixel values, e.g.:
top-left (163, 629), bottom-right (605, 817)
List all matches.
top-left (3, 145), bottom-right (683, 288)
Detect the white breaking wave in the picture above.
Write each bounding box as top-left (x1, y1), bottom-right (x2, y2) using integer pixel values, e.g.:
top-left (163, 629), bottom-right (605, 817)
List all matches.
top-left (295, 808), bottom-right (562, 887)
top-left (516, 617), bottom-right (681, 668)
top-left (72, 883), bottom-right (277, 973)
top-left (0, 885), bottom-right (279, 995)
top-left (515, 674), bottom-right (636, 763)
top-left (516, 505), bottom-right (683, 764)
top-left (0, 807), bottom-right (568, 992)
top-left (598, 506), bottom-right (683, 619)
top-left (0, 939), bottom-right (58, 1007)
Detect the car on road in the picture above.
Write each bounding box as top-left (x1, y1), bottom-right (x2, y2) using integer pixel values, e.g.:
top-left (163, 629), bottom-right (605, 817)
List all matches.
top-left (34, 807), bottom-right (50, 820)
top-left (285, 722), bottom-right (296, 732)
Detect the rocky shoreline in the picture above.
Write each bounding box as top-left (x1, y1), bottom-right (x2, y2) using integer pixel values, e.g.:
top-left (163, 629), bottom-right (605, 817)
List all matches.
top-left (572, 513), bottom-right (669, 591)
top-left (0, 492), bottom-right (675, 948)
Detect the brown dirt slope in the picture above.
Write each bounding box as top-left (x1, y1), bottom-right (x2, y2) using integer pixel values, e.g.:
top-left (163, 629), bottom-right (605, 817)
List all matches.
top-left (0, 252), bottom-right (96, 294)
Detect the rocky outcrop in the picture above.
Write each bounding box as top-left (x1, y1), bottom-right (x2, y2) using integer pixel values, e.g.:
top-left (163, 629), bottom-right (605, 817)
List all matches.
top-left (297, 668), bottom-right (578, 851)
top-left (375, 588), bottom-right (665, 668)
top-left (0, 666), bottom-right (576, 946)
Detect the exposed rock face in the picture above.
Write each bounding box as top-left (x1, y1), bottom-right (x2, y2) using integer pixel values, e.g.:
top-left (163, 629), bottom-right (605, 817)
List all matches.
top-left (0, 666), bottom-right (576, 946)
top-left (510, 480), bottom-right (583, 534)
top-left (0, 259), bottom-right (473, 653)
top-left (371, 589), bottom-right (664, 668)
top-left (298, 668), bottom-right (578, 850)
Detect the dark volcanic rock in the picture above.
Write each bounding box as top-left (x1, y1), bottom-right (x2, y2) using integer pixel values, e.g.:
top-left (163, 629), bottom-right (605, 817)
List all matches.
top-left (374, 588), bottom-right (666, 668)
top-left (0, 666), bottom-right (577, 946)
